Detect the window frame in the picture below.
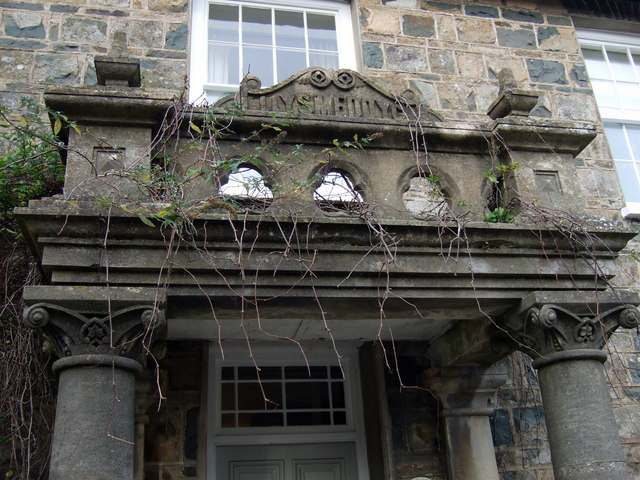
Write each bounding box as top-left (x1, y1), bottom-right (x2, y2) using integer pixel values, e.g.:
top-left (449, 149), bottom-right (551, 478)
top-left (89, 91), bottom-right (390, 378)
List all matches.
top-left (578, 29), bottom-right (640, 218)
top-left (205, 341), bottom-right (371, 479)
top-left (189, 0), bottom-right (357, 104)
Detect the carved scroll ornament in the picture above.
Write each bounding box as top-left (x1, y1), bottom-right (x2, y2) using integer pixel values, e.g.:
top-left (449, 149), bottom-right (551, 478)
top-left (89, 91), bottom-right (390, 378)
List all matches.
top-left (513, 303), bottom-right (640, 358)
top-left (23, 303), bottom-right (165, 359)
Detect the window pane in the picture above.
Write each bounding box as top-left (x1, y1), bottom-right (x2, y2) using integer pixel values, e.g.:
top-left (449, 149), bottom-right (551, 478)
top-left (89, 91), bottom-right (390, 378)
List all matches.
top-left (221, 383), bottom-right (235, 410)
top-left (238, 412), bottom-right (284, 427)
top-left (582, 48), bottom-right (610, 80)
top-left (208, 44), bottom-right (239, 84)
top-left (287, 412), bottom-right (331, 426)
top-left (615, 161), bottom-right (640, 202)
top-left (604, 123), bottom-right (631, 160)
top-left (244, 46), bottom-right (274, 84)
top-left (286, 382), bottom-right (329, 409)
top-left (308, 13), bottom-right (337, 51)
top-left (331, 382), bottom-right (345, 408)
top-left (618, 82), bottom-right (640, 111)
top-left (209, 4), bottom-right (239, 43)
top-left (591, 79), bottom-right (619, 109)
top-left (285, 366), bottom-right (328, 379)
top-left (309, 52), bottom-right (339, 69)
top-left (608, 50), bottom-right (636, 81)
top-left (243, 6), bottom-right (272, 46)
top-left (275, 10), bottom-right (304, 48)
top-left (333, 411), bottom-right (347, 425)
top-left (276, 49), bottom-right (306, 82)
top-left (633, 53), bottom-right (640, 78)
top-left (237, 382), bottom-right (282, 409)
top-left (625, 124), bottom-right (640, 159)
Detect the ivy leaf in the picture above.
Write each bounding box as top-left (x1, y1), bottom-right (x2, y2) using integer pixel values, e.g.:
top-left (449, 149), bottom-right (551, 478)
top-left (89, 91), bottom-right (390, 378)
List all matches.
top-left (137, 214), bottom-right (155, 227)
top-left (189, 122), bottom-right (202, 134)
top-left (53, 118), bottom-right (62, 135)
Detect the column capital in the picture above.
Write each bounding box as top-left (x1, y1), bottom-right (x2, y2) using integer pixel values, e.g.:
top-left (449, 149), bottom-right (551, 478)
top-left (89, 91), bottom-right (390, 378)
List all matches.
top-left (23, 302), bottom-right (165, 359)
top-left (504, 291), bottom-right (640, 360)
top-left (425, 365), bottom-right (507, 415)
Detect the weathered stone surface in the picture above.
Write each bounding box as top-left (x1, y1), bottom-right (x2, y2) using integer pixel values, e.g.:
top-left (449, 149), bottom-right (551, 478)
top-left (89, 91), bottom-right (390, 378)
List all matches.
top-left (165, 23), bottom-right (188, 50)
top-left (436, 13), bottom-right (456, 41)
top-left (363, 42), bottom-right (384, 69)
top-left (410, 80), bottom-right (437, 106)
top-left (437, 82), bottom-right (476, 110)
top-left (114, 20), bottom-right (164, 48)
top-left (497, 28), bottom-right (536, 49)
top-left (456, 17), bottom-right (496, 44)
top-left (527, 59), bottom-right (567, 84)
top-left (402, 14), bottom-right (435, 38)
top-left (33, 53), bottom-right (79, 84)
top-left (362, 8), bottom-right (401, 35)
top-left (429, 49), bottom-right (456, 75)
top-left (465, 5), bottom-right (499, 18)
top-left (62, 17), bottom-right (107, 43)
top-left (386, 44), bottom-right (428, 72)
top-left (0, 49), bottom-right (33, 82)
top-left (149, 0), bottom-right (189, 12)
top-left (503, 9), bottom-right (544, 24)
top-left (3, 11), bottom-right (45, 38)
top-left (555, 93), bottom-right (598, 120)
top-left (457, 52), bottom-right (484, 79)
top-left (419, 1), bottom-right (460, 12)
top-left (0, 37), bottom-right (44, 49)
top-left (139, 58), bottom-right (186, 89)
top-left (537, 27), bottom-right (579, 53)
top-left (569, 64), bottom-right (589, 87)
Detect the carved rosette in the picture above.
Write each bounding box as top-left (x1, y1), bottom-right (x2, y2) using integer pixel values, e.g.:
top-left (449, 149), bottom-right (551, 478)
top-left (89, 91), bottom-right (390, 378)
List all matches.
top-left (23, 303), bottom-right (166, 359)
top-left (512, 303), bottom-right (640, 358)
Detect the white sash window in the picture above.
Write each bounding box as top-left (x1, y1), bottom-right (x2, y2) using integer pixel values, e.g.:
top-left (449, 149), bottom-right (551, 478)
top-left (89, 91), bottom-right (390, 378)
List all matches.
top-left (190, 0), bottom-right (357, 103)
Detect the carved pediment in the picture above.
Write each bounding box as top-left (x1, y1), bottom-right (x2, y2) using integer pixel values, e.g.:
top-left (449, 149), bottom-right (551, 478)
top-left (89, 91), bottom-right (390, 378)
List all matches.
top-left (216, 67), bottom-right (442, 124)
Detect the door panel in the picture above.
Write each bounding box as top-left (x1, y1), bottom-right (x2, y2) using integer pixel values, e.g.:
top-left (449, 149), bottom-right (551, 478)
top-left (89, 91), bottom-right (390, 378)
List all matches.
top-left (217, 443), bottom-right (356, 480)
top-left (230, 461), bottom-right (284, 480)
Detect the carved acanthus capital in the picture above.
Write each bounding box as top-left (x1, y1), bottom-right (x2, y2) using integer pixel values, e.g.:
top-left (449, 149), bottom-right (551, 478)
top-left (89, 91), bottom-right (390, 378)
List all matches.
top-left (23, 303), bottom-right (166, 359)
top-left (505, 293), bottom-right (640, 358)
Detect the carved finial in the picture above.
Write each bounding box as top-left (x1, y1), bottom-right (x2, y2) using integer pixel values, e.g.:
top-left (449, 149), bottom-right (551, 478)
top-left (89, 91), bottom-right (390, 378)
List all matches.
top-left (487, 68), bottom-right (540, 120)
top-left (497, 68), bottom-right (518, 94)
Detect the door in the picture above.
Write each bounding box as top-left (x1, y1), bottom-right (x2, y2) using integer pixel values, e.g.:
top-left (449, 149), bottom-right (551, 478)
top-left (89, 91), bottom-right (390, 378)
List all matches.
top-left (216, 442), bottom-right (357, 480)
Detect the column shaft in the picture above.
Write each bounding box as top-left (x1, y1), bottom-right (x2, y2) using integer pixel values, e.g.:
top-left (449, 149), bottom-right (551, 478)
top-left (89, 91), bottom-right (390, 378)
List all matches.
top-left (443, 413), bottom-right (500, 480)
top-left (49, 355), bottom-right (141, 480)
top-left (535, 351), bottom-right (629, 480)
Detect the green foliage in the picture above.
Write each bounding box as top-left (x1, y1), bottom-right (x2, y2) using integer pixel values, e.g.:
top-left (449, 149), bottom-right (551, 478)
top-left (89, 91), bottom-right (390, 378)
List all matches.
top-left (0, 98), bottom-right (66, 233)
top-left (484, 161), bottom-right (519, 184)
top-left (484, 207), bottom-right (515, 223)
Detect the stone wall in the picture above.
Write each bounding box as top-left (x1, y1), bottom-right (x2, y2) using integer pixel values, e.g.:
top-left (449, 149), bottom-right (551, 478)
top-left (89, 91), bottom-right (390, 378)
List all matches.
top-left (140, 340), bottom-right (202, 480)
top-left (0, 0), bottom-right (189, 108)
top-left (2, 1), bottom-right (640, 479)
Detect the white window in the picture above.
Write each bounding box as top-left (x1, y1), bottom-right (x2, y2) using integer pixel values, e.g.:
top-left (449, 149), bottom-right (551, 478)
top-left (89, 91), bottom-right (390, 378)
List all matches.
top-left (190, 0), bottom-right (357, 103)
top-left (578, 30), bottom-right (640, 218)
top-left (206, 342), bottom-right (370, 479)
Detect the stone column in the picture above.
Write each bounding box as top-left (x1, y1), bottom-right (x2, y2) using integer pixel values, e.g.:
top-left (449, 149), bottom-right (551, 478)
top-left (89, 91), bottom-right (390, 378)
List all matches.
top-left (426, 365), bottom-right (506, 480)
top-left (506, 292), bottom-right (640, 480)
top-left (23, 303), bottom-right (165, 480)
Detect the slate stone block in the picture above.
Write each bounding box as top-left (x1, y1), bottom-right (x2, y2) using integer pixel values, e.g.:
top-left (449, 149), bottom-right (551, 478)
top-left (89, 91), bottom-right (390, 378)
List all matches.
top-left (402, 14), bottom-right (435, 38)
top-left (503, 8), bottom-right (544, 24)
top-left (363, 42), bottom-right (383, 69)
top-left (385, 45), bottom-right (427, 72)
top-left (165, 23), bottom-right (188, 50)
top-left (497, 28), bottom-right (536, 49)
top-left (527, 59), bottom-right (567, 84)
top-left (4, 12), bottom-right (45, 39)
top-left (62, 18), bottom-right (108, 43)
top-left (465, 5), bottom-right (499, 18)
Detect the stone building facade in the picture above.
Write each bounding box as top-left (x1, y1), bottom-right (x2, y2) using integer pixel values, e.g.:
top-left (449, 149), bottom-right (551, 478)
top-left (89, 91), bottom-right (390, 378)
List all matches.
top-left (3, 0), bottom-right (640, 479)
